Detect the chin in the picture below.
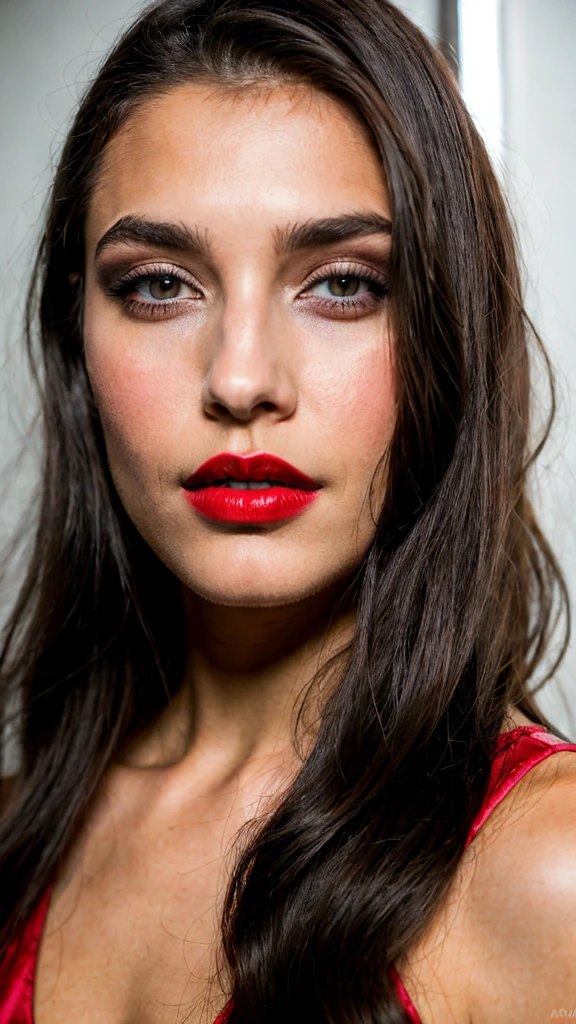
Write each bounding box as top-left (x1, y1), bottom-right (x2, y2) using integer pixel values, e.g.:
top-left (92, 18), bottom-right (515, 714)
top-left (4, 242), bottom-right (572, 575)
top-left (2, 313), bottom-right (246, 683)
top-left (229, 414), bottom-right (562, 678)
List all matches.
top-left (167, 545), bottom-right (347, 608)
top-left (179, 568), bottom-right (336, 608)
top-left (135, 512), bottom-right (368, 609)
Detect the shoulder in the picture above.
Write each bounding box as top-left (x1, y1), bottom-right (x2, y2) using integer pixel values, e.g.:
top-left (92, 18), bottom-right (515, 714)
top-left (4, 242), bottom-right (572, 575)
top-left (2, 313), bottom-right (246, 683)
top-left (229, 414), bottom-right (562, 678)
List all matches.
top-left (396, 748), bottom-right (576, 1024)
top-left (464, 749), bottom-right (576, 1023)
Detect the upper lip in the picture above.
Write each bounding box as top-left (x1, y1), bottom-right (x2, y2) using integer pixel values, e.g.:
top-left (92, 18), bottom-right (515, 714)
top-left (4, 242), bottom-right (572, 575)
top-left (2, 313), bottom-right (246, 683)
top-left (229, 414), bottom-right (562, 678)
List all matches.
top-left (184, 452), bottom-right (320, 490)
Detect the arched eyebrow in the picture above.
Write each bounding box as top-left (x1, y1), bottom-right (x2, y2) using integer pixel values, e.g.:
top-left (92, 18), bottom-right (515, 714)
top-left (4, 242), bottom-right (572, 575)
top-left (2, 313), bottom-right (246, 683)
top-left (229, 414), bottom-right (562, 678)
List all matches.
top-left (94, 215), bottom-right (213, 261)
top-left (273, 213), bottom-right (392, 255)
top-left (94, 211), bottom-right (392, 263)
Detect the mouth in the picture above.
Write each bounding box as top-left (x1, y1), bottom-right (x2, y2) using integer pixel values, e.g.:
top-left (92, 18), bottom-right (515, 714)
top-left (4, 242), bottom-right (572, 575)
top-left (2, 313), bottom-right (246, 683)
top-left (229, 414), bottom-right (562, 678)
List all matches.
top-left (196, 479), bottom-right (297, 489)
top-left (183, 452), bottom-right (321, 523)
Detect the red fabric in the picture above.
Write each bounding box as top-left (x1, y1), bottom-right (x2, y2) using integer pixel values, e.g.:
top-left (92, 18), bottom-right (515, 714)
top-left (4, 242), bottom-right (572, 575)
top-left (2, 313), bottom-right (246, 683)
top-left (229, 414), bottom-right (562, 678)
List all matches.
top-left (388, 724), bottom-right (576, 1022)
top-left (2, 724), bottom-right (575, 1023)
top-left (212, 1001), bottom-right (233, 1024)
top-left (0, 885), bottom-right (51, 1023)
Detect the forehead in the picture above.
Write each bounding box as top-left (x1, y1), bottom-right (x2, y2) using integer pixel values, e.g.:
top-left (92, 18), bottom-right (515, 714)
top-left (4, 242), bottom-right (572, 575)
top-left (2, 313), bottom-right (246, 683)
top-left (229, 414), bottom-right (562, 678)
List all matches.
top-left (87, 83), bottom-right (389, 244)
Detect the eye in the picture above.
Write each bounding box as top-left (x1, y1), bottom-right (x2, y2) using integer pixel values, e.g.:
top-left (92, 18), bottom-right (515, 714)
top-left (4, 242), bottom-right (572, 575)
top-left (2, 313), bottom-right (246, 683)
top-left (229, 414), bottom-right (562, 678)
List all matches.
top-left (105, 264), bottom-right (201, 318)
top-left (300, 264), bottom-right (389, 318)
top-left (141, 275), bottom-right (191, 301)
top-left (308, 275), bottom-right (373, 299)
top-left (112, 272), bottom-right (198, 303)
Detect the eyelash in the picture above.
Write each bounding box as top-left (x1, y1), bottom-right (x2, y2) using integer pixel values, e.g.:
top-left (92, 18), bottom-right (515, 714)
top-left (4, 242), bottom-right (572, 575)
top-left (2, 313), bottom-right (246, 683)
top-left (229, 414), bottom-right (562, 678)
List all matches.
top-left (105, 261), bottom-right (389, 320)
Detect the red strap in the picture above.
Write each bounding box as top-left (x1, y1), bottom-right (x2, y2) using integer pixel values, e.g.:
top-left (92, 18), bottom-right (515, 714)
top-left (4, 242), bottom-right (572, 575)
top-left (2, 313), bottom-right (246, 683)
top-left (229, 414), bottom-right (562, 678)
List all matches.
top-left (4, 726), bottom-right (575, 1024)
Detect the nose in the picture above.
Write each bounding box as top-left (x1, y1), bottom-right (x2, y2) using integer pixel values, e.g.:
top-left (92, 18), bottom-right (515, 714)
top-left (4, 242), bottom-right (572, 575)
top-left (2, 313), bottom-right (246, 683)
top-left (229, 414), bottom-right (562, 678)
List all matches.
top-left (202, 300), bottom-right (298, 424)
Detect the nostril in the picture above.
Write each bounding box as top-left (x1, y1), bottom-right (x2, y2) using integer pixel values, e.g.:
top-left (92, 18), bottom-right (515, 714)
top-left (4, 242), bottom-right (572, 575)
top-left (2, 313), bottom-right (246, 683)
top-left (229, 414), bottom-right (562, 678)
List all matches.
top-left (201, 366), bottom-right (297, 423)
top-left (204, 397), bottom-right (281, 422)
top-left (205, 399), bottom-right (233, 420)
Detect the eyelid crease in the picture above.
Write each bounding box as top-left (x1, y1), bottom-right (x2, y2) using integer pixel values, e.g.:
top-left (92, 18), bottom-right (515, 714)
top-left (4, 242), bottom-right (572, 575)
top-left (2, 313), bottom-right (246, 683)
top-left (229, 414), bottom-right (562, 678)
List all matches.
top-left (105, 263), bottom-right (202, 299)
top-left (104, 259), bottom-right (390, 325)
top-left (105, 259), bottom-right (388, 298)
top-left (108, 261), bottom-right (198, 282)
top-left (303, 261), bottom-right (388, 286)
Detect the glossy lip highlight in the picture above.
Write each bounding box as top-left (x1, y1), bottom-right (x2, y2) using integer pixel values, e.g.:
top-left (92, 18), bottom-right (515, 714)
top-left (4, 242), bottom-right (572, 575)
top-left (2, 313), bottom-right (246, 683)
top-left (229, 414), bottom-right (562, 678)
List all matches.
top-left (183, 452), bottom-right (321, 523)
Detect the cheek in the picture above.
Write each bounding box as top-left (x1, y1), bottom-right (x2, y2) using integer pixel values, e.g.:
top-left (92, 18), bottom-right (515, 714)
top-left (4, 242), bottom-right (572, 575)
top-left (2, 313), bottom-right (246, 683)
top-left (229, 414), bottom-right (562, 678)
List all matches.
top-left (84, 300), bottom-right (396, 531)
top-left (303, 330), bottom-right (396, 486)
top-left (83, 322), bottom-right (195, 478)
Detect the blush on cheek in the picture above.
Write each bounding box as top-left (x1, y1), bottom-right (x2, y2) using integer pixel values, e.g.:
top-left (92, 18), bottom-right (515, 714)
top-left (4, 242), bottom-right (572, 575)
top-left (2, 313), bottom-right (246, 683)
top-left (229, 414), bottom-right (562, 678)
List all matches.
top-left (341, 340), bottom-right (396, 516)
top-left (334, 338), bottom-right (396, 460)
top-left (84, 327), bottom-right (190, 471)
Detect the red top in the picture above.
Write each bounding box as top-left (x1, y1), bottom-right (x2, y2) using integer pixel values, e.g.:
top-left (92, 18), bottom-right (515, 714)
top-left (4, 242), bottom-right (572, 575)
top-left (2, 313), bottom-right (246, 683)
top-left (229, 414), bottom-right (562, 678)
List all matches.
top-left (2, 724), bottom-right (576, 1024)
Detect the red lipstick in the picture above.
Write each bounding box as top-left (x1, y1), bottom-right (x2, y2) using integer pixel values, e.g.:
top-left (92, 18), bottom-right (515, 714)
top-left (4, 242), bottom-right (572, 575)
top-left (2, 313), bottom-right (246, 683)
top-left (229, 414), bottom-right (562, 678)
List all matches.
top-left (183, 452), bottom-right (321, 523)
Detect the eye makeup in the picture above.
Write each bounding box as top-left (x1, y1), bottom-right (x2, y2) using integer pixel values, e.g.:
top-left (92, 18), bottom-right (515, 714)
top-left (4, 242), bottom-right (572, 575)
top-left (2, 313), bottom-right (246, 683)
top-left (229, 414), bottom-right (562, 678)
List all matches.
top-left (102, 257), bottom-right (389, 322)
top-left (104, 262), bottom-right (201, 319)
top-left (300, 261), bottom-right (389, 318)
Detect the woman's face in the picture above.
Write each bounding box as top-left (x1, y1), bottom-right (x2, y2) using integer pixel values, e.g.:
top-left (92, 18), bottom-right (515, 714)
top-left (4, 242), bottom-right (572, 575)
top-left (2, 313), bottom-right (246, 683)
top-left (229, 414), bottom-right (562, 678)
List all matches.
top-left (84, 83), bottom-right (395, 607)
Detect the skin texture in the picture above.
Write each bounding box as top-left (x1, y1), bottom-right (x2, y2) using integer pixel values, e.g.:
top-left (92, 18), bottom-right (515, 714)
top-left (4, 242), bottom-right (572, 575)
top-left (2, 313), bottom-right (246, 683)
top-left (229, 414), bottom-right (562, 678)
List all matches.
top-left (36, 82), bottom-right (398, 1024)
top-left (82, 80), bottom-right (395, 770)
top-left (32, 84), bottom-right (576, 1024)
top-left (84, 84), bottom-right (395, 611)
top-left (398, 744), bottom-right (576, 1024)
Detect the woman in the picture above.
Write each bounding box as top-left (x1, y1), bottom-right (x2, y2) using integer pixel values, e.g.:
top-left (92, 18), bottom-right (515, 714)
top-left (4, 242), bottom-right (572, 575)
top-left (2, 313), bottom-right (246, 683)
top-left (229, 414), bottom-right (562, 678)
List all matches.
top-left (1, 0), bottom-right (576, 1021)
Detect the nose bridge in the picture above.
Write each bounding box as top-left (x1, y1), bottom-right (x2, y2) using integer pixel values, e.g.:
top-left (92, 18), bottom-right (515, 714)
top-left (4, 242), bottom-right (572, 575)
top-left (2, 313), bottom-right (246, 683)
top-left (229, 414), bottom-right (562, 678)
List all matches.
top-left (202, 273), bottom-right (296, 422)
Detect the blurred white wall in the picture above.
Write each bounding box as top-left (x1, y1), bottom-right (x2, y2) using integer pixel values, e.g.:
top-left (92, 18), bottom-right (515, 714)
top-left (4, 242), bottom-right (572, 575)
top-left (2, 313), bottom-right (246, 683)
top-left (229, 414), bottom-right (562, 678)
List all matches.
top-left (499, 0), bottom-right (576, 735)
top-left (0, 0), bottom-right (149, 599)
top-left (396, 0), bottom-right (439, 38)
top-left (0, 0), bottom-right (574, 734)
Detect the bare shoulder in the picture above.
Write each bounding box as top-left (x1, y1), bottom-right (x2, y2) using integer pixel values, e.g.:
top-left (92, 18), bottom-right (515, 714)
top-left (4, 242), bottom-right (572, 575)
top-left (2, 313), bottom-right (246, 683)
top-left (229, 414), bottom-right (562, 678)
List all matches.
top-left (397, 747), bottom-right (576, 1024)
top-left (464, 747), bottom-right (576, 1024)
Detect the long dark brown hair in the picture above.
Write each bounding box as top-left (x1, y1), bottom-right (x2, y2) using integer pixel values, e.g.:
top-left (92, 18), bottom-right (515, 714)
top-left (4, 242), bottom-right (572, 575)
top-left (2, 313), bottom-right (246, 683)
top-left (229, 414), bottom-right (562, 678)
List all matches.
top-left (0, 1), bottom-right (570, 1020)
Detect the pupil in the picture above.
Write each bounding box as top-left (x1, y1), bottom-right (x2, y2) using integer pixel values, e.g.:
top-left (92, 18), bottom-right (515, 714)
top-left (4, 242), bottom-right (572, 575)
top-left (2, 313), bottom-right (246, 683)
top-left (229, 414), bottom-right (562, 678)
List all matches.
top-left (329, 276), bottom-right (359, 297)
top-left (150, 276), bottom-right (179, 299)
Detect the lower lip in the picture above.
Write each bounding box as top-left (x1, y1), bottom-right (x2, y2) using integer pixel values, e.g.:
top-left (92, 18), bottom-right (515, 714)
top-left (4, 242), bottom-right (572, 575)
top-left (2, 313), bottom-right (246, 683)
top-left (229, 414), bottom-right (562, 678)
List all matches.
top-left (183, 485), bottom-right (319, 523)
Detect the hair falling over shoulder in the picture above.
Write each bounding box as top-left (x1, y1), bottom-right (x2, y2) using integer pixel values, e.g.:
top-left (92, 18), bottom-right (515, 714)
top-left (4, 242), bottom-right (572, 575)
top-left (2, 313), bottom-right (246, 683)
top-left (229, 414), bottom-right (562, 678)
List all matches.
top-left (0, 2), bottom-right (570, 1021)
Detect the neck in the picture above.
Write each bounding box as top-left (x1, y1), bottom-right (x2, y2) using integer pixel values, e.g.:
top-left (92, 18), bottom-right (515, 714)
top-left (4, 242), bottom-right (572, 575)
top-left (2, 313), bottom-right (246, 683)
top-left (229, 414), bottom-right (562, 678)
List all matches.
top-left (122, 581), bottom-right (356, 787)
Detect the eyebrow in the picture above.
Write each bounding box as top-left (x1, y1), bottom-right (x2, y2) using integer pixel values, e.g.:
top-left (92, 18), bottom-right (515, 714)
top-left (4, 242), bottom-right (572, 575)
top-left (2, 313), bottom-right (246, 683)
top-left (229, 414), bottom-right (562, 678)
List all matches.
top-left (95, 216), bottom-right (212, 261)
top-left (94, 211), bottom-right (392, 262)
top-left (273, 212), bottom-right (392, 255)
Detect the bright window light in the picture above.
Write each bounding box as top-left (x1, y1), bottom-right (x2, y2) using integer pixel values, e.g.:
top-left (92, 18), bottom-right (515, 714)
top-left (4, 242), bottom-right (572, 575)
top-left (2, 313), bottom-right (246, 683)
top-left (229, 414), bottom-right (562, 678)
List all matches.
top-left (458, 0), bottom-right (503, 165)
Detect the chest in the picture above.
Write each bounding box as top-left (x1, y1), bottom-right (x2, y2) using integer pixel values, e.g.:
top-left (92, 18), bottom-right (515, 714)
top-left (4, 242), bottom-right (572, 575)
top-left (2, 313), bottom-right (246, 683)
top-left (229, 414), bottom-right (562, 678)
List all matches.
top-left (34, 743), bottom-right (559, 1024)
top-left (34, 795), bottom-right (238, 1024)
top-left (35, 836), bottom-right (473, 1024)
